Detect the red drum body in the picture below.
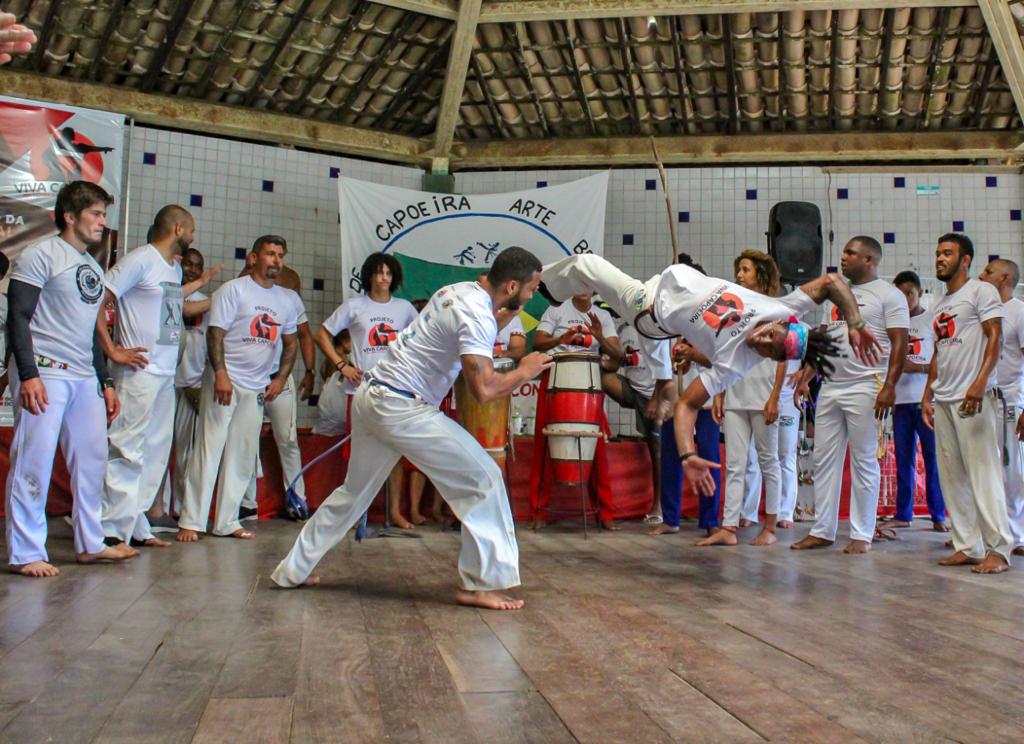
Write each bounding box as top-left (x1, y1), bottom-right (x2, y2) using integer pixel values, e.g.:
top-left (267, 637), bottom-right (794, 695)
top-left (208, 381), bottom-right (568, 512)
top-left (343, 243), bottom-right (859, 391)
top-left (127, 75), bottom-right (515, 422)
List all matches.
top-left (546, 352), bottom-right (603, 483)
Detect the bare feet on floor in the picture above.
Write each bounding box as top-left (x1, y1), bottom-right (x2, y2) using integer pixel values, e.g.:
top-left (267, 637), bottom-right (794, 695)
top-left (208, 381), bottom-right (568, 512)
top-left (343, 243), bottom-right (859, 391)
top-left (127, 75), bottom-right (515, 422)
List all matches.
top-left (176, 528), bottom-right (200, 542)
top-left (750, 529), bottom-right (777, 546)
top-left (696, 527), bottom-right (738, 546)
top-left (647, 523), bottom-right (680, 536)
top-left (843, 540), bottom-right (871, 554)
top-left (971, 554), bottom-right (1010, 574)
top-left (455, 589), bottom-right (525, 610)
top-left (273, 573), bottom-right (321, 588)
top-left (390, 514), bottom-right (414, 529)
top-left (1013, 546), bottom-right (1024, 556)
top-left (410, 513), bottom-right (432, 525)
top-left (530, 518), bottom-right (547, 531)
top-left (226, 529), bottom-right (254, 539)
top-left (599, 519), bottom-right (621, 531)
top-left (739, 519), bottom-right (757, 527)
top-left (10, 560), bottom-right (60, 577)
top-left (791, 535), bottom-right (834, 550)
top-left (887, 520), bottom-right (912, 528)
top-left (938, 550), bottom-right (982, 566)
top-left (140, 537), bottom-right (172, 548)
top-left (77, 544), bottom-right (136, 563)
top-left (777, 520), bottom-right (795, 529)
top-left (932, 521), bottom-right (950, 533)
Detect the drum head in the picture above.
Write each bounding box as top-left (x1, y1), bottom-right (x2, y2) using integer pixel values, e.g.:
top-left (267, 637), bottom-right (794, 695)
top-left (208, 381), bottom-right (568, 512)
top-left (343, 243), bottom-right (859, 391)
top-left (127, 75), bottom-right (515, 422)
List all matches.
top-left (551, 351), bottom-right (601, 363)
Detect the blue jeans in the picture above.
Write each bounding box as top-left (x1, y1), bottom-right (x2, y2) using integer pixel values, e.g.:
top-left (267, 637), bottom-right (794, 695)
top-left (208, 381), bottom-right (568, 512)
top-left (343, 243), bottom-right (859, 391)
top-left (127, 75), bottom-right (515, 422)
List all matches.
top-left (661, 410), bottom-right (721, 528)
top-left (893, 403), bottom-right (945, 522)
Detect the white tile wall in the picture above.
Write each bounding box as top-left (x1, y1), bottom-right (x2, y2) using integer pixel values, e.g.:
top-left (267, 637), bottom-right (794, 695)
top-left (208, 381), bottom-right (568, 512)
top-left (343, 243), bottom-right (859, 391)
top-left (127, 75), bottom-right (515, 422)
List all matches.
top-left (125, 126), bottom-right (1024, 432)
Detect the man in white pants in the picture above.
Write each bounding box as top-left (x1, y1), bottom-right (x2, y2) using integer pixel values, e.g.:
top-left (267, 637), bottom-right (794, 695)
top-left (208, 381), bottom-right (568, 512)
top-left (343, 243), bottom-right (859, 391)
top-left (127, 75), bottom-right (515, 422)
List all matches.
top-left (793, 236), bottom-right (908, 554)
top-left (539, 253), bottom-right (881, 496)
top-left (923, 233), bottom-right (1012, 574)
top-left (177, 238), bottom-right (300, 541)
top-left (272, 247), bottom-right (552, 610)
top-left (979, 258), bottom-right (1024, 556)
top-left (98, 206), bottom-right (217, 549)
top-left (5, 181), bottom-right (131, 576)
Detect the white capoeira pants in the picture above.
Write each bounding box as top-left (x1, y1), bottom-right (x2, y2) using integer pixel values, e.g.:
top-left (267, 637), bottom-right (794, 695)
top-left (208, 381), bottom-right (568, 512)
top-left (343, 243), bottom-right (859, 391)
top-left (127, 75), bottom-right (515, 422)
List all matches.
top-left (5, 372), bottom-right (106, 565)
top-left (102, 366), bottom-right (175, 542)
top-left (179, 370), bottom-right (263, 536)
top-left (809, 381), bottom-right (880, 543)
top-left (936, 395), bottom-right (1013, 560)
top-left (776, 397), bottom-right (800, 523)
top-left (996, 389), bottom-right (1024, 549)
top-left (242, 376), bottom-right (304, 511)
top-left (169, 387), bottom-right (200, 513)
top-left (272, 382), bottom-right (520, 591)
top-left (724, 410), bottom-right (780, 527)
top-left (741, 442), bottom-right (761, 523)
top-left (542, 254), bottom-right (671, 378)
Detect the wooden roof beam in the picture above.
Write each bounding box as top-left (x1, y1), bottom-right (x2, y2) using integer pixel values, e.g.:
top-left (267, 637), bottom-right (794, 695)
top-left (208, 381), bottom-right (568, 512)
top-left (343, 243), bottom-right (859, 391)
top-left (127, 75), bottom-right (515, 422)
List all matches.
top-left (977, 0), bottom-right (1024, 124)
top-left (373, 0), bottom-right (458, 20)
top-left (430, 0), bottom-right (483, 164)
top-left (450, 130), bottom-right (1024, 168)
top-left (0, 69), bottom-right (428, 165)
top-left (480, 0), bottom-right (978, 24)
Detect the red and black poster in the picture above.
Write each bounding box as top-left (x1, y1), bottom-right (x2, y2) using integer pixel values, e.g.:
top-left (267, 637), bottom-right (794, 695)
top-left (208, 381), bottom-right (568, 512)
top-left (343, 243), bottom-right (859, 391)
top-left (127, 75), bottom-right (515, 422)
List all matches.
top-left (0, 95), bottom-right (126, 268)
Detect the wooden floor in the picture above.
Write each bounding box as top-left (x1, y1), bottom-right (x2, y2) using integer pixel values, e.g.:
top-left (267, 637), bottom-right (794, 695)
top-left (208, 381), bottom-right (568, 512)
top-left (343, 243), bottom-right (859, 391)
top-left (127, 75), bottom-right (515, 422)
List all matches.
top-left (2, 517), bottom-right (1024, 743)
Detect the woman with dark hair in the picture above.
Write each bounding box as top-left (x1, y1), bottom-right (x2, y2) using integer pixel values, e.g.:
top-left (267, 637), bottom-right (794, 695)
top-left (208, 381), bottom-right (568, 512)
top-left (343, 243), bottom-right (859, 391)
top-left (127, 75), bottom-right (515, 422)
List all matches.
top-left (315, 252), bottom-right (419, 527)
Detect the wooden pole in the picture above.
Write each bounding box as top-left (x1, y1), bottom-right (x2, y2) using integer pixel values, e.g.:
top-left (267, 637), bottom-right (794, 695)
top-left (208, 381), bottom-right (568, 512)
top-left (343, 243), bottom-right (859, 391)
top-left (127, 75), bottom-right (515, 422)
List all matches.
top-left (650, 136), bottom-right (679, 265)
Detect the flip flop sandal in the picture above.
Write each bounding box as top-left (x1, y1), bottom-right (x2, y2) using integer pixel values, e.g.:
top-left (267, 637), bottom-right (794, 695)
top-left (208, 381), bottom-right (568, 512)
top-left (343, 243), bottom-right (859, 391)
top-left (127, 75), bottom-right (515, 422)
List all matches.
top-left (873, 527), bottom-right (899, 541)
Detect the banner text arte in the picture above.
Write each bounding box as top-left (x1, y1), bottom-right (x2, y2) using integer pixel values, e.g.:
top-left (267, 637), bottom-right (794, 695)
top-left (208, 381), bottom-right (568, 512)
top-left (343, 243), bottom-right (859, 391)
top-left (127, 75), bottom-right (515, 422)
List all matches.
top-left (374, 194), bottom-right (559, 242)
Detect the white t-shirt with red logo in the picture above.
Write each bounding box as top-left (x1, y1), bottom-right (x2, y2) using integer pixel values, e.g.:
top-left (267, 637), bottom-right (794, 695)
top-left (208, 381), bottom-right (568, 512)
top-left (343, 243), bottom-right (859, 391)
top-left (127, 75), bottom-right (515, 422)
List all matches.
top-left (931, 279), bottom-right (1003, 403)
top-left (208, 276), bottom-right (300, 391)
top-left (820, 278), bottom-right (909, 386)
top-left (996, 296), bottom-right (1024, 405)
top-left (725, 357), bottom-right (781, 412)
top-left (175, 290), bottom-right (208, 388)
top-left (321, 294), bottom-right (419, 394)
top-left (494, 314), bottom-right (526, 354)
top-left (536, 300), bottom-right (617, 355)
top-left (894, 309), bottom-right (934, 405)
top-left (616, 321), bottom-right (656, 398)
top-left (650, 265), bottom-right (818, 397)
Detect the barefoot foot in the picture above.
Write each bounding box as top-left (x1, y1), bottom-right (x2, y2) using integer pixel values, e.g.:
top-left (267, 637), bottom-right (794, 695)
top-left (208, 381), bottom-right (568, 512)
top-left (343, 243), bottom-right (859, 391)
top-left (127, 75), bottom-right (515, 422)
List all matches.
top-left (971, 554), bottom-right (1010, 574)
top-left (10, 560), bottom-right (59, 577)
top-left (843, 540), bottom-right (871, 554)
top-left (226, 529), bottom-right (254, 540)
top-left (791, 535), bottom-right (834, 551)
top-left (130, 537), bottom-right (172, 548)
top-left (750, 529), bottom-right (777, 546)
top-left (177, 528), bottom-right (200, 543)
top-left (390, 515), bottom-right (414, 529)
top-left (410, 513), bottom-right (431, 526)
top-left (455, 589), bottom-right (524, 610)
top-left (1013, 546), bottom-right (1024, 556)
top-left (887, 520), bottom-right (912, 529)
top-left (77, 545), bottom-right (136, 563)
top-left (932, 521), bottom-right (950, 533)
top-left (530, 518), bottom-right (547, 531)
top-left (739, 519), bottom-right (757, 527)
top-left (696, 527), bottom-right (738, 547)
top-left (647, 523), bottom-right (680, 536)
top-left (599, 519), bottom-right (621, 532)
top-left (938, 550), bottom-right (983, 566)
top-left (777, 520), bottom-right (795, 529)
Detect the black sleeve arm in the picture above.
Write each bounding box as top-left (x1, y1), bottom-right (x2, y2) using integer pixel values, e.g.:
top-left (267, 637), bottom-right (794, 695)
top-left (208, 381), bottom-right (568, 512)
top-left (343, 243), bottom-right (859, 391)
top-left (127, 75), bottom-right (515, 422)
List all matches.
top-left (7, 279), bottom-right (42, 382)
top-left (93, 326), bottom-right (109, 383)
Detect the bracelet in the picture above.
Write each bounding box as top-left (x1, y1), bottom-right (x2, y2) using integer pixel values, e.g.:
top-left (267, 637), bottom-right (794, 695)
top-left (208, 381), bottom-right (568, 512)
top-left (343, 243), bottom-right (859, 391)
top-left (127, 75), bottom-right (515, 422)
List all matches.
top-left (679, 451), bottom-right (697, 463)
top-left (848, 319), bottom-right (866, 330)
top-left (102, 378), bottom-right (115, 390)
top-left (336, 360), bottom-right (348, 371)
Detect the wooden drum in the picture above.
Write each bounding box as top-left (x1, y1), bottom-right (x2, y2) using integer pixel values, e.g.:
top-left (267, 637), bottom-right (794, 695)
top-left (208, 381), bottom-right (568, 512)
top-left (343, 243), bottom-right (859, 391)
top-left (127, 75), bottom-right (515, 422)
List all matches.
top-left (545, 352), bottom-right (603, 484)
top-left (454, 357), bottom-right (514, 466)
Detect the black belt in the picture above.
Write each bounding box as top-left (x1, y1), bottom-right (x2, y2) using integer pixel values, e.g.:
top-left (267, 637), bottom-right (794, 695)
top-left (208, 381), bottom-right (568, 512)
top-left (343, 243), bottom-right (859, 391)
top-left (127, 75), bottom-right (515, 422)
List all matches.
top-left (369, 378), bottom-right (417, 399)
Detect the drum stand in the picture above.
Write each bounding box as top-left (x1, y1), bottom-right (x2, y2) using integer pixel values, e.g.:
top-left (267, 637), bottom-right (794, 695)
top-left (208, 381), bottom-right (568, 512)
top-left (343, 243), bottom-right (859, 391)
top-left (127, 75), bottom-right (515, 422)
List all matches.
top-left (542, 427), bottom-right (602, 539)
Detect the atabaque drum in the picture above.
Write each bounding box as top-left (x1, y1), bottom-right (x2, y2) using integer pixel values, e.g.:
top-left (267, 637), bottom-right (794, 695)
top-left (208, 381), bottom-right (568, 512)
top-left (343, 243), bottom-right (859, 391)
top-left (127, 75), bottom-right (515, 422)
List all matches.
top-left (545, 352), bottom-right (603, 483)
top-left (455, 356), bottom-right (514, 465)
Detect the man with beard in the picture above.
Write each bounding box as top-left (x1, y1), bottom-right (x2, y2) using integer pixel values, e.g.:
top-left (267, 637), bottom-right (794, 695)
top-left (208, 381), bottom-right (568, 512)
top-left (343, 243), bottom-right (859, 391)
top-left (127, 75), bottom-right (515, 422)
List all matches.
top-left (792, 236), bottom-right (908, 554)
top-left (97, 207), bottom-right (218, 549)
top-left (177, 237), bottom-right (299, 542)
top-left (5, 181), bottom-right (130, 576)
top-left (272, 247), bottom-right (552, 610)
top-left (923, 234), bottom-right (1012, 574)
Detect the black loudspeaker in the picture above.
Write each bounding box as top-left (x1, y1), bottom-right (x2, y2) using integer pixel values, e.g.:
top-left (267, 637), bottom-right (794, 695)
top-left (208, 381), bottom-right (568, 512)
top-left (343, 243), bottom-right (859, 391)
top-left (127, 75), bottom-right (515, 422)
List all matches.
top-left (767, 201), bottom-right (823, 284)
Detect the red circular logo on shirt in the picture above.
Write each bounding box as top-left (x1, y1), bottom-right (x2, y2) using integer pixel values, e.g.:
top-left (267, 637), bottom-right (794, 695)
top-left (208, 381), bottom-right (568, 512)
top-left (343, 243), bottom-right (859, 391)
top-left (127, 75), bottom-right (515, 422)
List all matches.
top-left (703, 293), bottom-right (744, 337)
top-left (908, 335), bottom-right (923, 356)
top-left (934, 312), bottom-right (957, 341)
top-left (369, 322), bottom-right (398, 347)
top-left (830, 305), bottom-right (843, 323)
top-left (249, 313), bottom-right (281, 342)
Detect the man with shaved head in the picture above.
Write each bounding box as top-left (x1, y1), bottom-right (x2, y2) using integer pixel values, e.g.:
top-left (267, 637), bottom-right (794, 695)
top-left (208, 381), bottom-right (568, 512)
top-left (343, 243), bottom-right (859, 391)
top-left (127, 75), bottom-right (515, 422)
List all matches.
top-left (980, 257), bottom-right (1024, 555)
top-left (97, 205), bottom-right (218, 550)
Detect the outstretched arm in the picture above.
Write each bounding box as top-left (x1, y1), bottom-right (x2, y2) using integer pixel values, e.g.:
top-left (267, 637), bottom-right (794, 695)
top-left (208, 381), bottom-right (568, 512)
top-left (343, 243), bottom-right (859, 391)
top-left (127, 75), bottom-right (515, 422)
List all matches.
top-left (461, 353), bottom-right (553, 403)
top-left (798, 273), bottom-right (882, 365)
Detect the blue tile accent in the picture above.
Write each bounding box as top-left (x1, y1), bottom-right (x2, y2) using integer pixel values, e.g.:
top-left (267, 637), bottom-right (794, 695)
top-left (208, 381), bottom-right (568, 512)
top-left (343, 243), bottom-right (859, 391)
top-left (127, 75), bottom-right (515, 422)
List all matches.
top-left (313, 278), bottom-right (325, 291)
top-left (329, 167), bottom-right (340, 179)
top-left (989, 254), bottom-right (1000, 262)
top-left (623, 234), bottom-right (634, 246)
top-left (143, 152), bottom-right (156, 165)
top-left (1012, 209), bottom-right (1022, 221)
top-left (953, 220), bottom-right (965, 232)
top-left (826, 266), bottom-right (838, 273)
top-left (536, 180), bottom-right (547, 188)
top-left (262, 180), bottom-right (274, 192)
top-left (189, 194), bottom-right (202, 207)
top-left (678, 211), bottom-right (690, 223)
top-left (894, 177), bottom-right (906, 188)
top-left (746, 189), bottom-right (757, 200)
top-left (986, 176), bottom-right (998, 188)
top-left (234, 247), bottom-right (247, 260)
top-left (837, 188), bottom-right (849, 199)
top-left (645, 179), bottom-right (657, 191)
top-left (883, 232), bottom-right (895, 244)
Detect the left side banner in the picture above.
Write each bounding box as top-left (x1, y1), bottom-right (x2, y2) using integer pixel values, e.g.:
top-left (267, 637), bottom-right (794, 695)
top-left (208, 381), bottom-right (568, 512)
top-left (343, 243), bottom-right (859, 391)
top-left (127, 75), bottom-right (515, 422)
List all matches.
top-left (0, 95), bottom-right (126, 266)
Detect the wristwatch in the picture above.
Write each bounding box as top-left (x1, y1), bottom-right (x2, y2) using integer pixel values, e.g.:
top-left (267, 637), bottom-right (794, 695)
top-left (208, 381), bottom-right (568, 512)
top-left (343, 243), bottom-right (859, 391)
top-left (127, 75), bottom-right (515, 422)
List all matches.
top-left (849, 319), bottom-right (866, 330)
